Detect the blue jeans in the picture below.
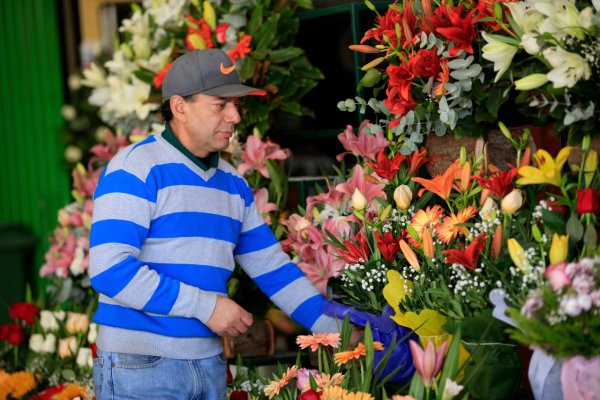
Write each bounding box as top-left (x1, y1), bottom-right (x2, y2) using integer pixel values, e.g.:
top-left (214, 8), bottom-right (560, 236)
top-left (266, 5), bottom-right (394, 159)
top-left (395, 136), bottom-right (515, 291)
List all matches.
top-left (93, 349), bottom-right (227, 400)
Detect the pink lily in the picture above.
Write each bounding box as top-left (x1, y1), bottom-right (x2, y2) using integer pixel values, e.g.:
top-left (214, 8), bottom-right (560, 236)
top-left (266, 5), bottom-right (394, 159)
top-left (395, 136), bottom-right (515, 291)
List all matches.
top-left (298, 244), bottom-right (345, 295)
top-left (336, 120), bottom-right (389, 162)
top-left (335, 165), bottom-right (387, 208)
top-left (253, 188), bottom-right (278, 226)
top-left (409, 339), bottom-right (448, 387)
top-left (237, 134), bottom-right (291, 178)
top-left (306, 186), bottom-right (349, 217)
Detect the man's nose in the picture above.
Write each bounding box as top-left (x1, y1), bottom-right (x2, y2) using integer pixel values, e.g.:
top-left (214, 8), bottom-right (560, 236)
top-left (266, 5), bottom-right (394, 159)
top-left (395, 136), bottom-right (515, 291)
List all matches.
top-left (226, 104), bottom-right (241, 125)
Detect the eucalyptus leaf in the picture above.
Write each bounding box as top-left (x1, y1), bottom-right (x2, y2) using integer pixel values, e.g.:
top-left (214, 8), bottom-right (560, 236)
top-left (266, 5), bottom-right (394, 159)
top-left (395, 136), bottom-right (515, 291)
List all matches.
top-left (566, 214), bottom-right (584, 241)
top-left (61, 369), bottom-right (76, 381)
top-left (583, 223), bottom-right (598, 251)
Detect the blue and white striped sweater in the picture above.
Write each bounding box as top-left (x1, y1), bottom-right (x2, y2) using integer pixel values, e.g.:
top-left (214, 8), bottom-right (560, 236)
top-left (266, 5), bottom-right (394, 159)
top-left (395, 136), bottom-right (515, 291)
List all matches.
top-left (89, 130), bottom-right (338, 359)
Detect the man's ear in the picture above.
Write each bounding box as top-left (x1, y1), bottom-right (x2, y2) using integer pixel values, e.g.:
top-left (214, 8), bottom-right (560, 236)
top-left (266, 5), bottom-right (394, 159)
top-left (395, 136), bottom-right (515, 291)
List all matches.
top-left (170, 95), bottom-right (187, 122)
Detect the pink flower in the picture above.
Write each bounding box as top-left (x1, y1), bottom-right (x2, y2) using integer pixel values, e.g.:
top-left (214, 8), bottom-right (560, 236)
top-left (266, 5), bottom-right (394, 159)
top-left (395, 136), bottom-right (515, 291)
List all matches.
top-left (335, 165), bottom-right (387, 209)
top-left (306, 186), bottom-right (349, 217)
top-left (237, 135), bottom-right (290, 179)
top-left (298, 245), bottom-right (345, 295)
top-left (280, 214), bottom-right (323, 263)
top-left (336, 120), bottom-right (389, 162)
top-left (254, 188), bottom-right (278, 225)
top-left (215, 23), bottom-right (229, 44)
top-left (409, 339), bottom-right (448, 387)
top-left (544, 262), bottom-right (571, 290)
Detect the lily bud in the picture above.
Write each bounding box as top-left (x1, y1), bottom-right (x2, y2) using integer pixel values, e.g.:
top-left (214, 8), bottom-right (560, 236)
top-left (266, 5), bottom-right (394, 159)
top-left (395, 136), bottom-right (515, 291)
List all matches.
top-left (352, 189), bottom-right (368, 211)
top-left (508, 238), bottom-right (530, 274)
top-left (514, 73), bottom-right (548, 90)
top-left (501, 189), bottom-right (523, 214)
top-left (422, 229), bottom-right (434, 259)
top-left (584, 149), bottom-right (598, 186)
top-left (202, 0), bottom-right (216, 29)
top-left (399, 239), bottom-right (420, 272)
top-left (349, 44), bottom-right (380, 54)
top-left (582, 135), bottom-right (591, 152)
top-left (380, 204), bottom-right (392, 221)
top-left (549, 234), bottom-right (569, 265)
top-left (394, 185), bottom-right (413, 209)
top-left (480, 197), bottom-right (498, 222)
top-left (491, 224), bottom-right (503, 259)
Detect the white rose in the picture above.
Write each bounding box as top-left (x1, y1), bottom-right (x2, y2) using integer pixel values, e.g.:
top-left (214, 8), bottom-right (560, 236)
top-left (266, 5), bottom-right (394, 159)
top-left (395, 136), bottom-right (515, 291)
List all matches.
top-left (40, 310), bottom-right (59, 331)
top-left (29, 334), bottom-right (44, 353)
top-left (76, 347), bottom-right (93, 368)
top-left (54, 310), bottom-right (66, 321)
top-left (42, 333), bottom-right (57, 354)
top-left (87, 323), bottom-right (98, 344)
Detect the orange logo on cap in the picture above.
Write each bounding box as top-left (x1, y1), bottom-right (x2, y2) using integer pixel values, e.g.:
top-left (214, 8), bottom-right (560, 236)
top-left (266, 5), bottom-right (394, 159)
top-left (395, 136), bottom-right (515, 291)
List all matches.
top-left (220, 63), bottom-right (235, 75)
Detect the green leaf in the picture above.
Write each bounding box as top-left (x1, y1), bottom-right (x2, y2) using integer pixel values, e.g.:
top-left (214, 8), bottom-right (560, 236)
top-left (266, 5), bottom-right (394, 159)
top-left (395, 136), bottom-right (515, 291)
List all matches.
top-left (566, 213), bottom-right (584, 241)
top-left (360, 68), bottom-right (382, 88)
top-left (583, 222), bottom-right (598, 252)
top-left (247, 4), bottom-right (263, 34)
top-left (541, 209), bottom-right (567, 234)
top-left (269, 47), bottom-right (304, 63)
top-left (280, 102), bottom-right (302, 116)
top-left (296, 0), bottom-right (314, 9)
top-left (254, 15), bottom-right (279, 52)
top-left (61, 369), bottom-right (76, 381)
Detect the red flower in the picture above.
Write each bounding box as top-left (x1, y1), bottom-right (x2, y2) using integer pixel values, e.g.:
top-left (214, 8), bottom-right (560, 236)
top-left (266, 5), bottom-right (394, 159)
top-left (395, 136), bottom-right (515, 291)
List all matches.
top-left (91, 342), bottom-right (98, 359)
top-left (30, 384), bottom-right (67, 400)
top-left (185, 16), bottom-right (214, 50)
top-left (442, 233), bottom-right (487, 270)
top-left (365, 150), bottom-right (404, 180)
top-left (299, 389), bottom-right (323, 400)
top-left (473, 168), bottom-right (518, 199)
top-left (0, 323), bottom-right (26, 345)
top-left (9, 302), bottom-right (40, 325)
top-left (406, 147), bottom-right (429, 175)
top-left (230, 390), bottom-right (249, 400)
top-left (576, 188), bottom-right (600, 214)
top-left (227, 35), bottom-right (253, 62)
top-left (152, 62), bottom-right (172, 89)
top-left (375, 231), bottom-right (401, 262)
top-left (215, 23), bottom-right (229, 44)
top-left (546, 199), bottom-right (567, 216)
top-left (227, 362), bottom-right (233, 384)
top-left (407, 48), bottom-right (440, 78)
top-left (339, 232), bottom-right (371, 264)
top-left (435, 5), bottom-right (482, 57)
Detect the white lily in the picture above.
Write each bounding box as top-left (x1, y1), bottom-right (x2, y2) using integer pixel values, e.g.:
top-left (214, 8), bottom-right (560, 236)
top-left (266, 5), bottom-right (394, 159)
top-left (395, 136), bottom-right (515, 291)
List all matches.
top-left (81, 62), bottom-right (107, 88)
top-left (482, 32), bottom-right (518, 82)
top-left (143, 0), bottom-right (188, 27)
top-left (543, 46), bottom-right (591, 88)
top-left (515, 73), bottom-right (549, 90)
top-left (506, 2), bottom-right (544, 33)
top-left (520, 32), bottom-right (541, 55)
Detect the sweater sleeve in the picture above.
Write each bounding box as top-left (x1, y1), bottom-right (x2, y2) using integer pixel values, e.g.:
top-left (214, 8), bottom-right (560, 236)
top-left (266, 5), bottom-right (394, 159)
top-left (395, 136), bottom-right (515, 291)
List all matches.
top-left (233, 186), bottom-right (341, 333)
top-left (89, 161), bottom-right (217, 324)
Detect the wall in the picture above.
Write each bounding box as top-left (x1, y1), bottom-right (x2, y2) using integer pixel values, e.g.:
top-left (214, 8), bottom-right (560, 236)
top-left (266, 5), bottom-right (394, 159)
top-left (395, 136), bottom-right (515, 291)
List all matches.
top-left (0, 0), bottom-right (70, 293)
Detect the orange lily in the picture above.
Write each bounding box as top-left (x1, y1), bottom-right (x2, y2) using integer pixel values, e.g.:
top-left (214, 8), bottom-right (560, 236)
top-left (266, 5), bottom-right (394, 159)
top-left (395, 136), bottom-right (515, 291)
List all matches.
top-left (413, 160), bottom-right (461, 200)
top-left (399, 239), bottom-right (421, 272)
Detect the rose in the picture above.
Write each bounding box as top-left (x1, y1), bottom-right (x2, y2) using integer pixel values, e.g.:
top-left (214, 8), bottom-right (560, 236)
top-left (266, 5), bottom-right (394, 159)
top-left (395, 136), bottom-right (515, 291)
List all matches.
top-left (544, 262), bottom-right (571, 290)
top-left (66, 312), bottom-right (90, 334)
top-left (40, 310), bottom-right (59, 331)
top-left (299, 389), bottom-right (322, 400)
top-left (229, 390), bottom-right (249, 400)
top-left (76, 347), bottom-right (93, 368)
top-left (58, 336), bottom-right (78, 358)
top-left (9, 302), bottom-right (40, 325)
top-left (576, 188), bottom-right (600, 214)
top-left (0, 323), bottom-right (26, 345)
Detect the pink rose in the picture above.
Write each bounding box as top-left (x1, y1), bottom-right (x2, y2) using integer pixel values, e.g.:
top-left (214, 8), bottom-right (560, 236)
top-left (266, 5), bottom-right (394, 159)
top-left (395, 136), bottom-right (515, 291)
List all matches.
top-left (544, 262), bottom-right (571, 290)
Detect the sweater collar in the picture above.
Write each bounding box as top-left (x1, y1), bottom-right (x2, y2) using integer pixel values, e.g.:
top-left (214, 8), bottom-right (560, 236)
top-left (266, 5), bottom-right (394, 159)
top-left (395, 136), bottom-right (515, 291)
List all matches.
top-left (162, 123), bottom-right (219, 171)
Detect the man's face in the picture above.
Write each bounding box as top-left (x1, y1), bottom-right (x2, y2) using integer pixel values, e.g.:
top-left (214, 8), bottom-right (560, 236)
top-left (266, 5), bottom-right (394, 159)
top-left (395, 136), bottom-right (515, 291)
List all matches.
top-left (180, 93), bottom-right (241, 157)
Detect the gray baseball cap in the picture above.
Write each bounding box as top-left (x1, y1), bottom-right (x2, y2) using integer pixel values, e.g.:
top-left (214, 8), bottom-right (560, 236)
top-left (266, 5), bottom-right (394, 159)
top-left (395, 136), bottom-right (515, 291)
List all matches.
top-left (161, 49), bottom-right (266, 100)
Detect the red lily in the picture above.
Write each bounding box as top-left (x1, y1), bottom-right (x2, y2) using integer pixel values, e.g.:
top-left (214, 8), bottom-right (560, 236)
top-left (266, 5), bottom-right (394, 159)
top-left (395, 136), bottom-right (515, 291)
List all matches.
top-left (435, 5), bottom-right (482, 57)
top-left (375, 231), bottom-right (401, 262)
top-left (442, 233), bottom-right (487, 270)
top-left (339, 232), bottom-right (371, 264)
top-left (406, 147), bottom-right (429, 176)
top-left (365, 150), bottom-right (404, 180)
top-left (473, 168), bottom-right (518, 199)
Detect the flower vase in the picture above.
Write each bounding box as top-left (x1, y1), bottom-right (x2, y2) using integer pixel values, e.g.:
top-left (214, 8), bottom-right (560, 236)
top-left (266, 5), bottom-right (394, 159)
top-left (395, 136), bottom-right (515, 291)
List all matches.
top-left (560, 355), bottom-right (600, 400)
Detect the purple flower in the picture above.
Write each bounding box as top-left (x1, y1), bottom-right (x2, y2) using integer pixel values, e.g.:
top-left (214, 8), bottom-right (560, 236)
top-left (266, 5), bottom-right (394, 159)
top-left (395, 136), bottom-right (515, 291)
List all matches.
top-left (521, 295), bottom-right (543, 318)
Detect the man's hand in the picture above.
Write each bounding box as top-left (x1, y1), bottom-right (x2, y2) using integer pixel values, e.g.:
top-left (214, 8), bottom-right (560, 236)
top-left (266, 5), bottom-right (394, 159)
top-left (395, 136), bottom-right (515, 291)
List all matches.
top-left (205, 296), bottom-right (253, 337)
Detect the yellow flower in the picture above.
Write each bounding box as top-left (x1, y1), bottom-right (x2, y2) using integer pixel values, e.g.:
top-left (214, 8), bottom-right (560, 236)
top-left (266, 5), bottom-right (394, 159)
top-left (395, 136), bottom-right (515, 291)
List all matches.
top-left (393, 185), bottom-right (413, 209)
top-left (517, 147), bottom-right (573, 187)
top-left (501, 189), bottom-right (523, 214)
top-left (351, 189), bottom-right (367, 211)
top-left (514, 73), bottom-right (548, 90)
top-left (584, 149), bottom-right (598, 187)
top-left (549, 234), bottom-right (569, 265)
top-left (508, 238), bottom-right (531, 274)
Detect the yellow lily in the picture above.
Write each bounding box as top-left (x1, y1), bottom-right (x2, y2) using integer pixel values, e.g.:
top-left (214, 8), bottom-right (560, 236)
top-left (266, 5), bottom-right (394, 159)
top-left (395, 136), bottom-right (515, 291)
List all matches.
top-left (549, 234), bottom-right (569, 264)
top-left (508, 238), bottom-right (531, 274)
top-left (584, 150), bottom-right (598, 187)
top-left (517, 147), bottom-right (573, 187)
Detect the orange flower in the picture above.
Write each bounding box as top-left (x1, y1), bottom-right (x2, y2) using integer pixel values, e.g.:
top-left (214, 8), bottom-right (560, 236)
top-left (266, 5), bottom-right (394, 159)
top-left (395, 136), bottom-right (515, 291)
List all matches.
top-left (410, 205), bottom-right (444, 235)
top-left (227, 34), bottom-right (253, 62)
top-left (334, 342), bottom-right (367, 365)
top-left (264, 366), bottom-right (298, 399)
top-left (345, 392), bottom-right (375, 400)
top-left (321, 386), bottom-right (349, 400)
top-left (296, 333), bottom-right (341, 352)
top-left (435, 206), bottom-right (478, 244)
top-left (454, 161), bottom-right (472, 193)
top-left (0, 370), bottom-right (13, 400)
top-left (434, 59), bottom-right (450, 96)
top-left (399, 239), bottom-right (421, 272)
top-left (422, 228), bottom-right (435, 259)
top-left (413, 160), bottom-right (461, 200)
top-left (406, 148), bottom-right (429, 175)
top-left (314, 372), bottom-right (345, 389)
top-left (372, 341), bottom-right (385, 351)
top-left (56, 383), bottom-right (88, 400)
top-left (9, 371), bottom-right (36, 399)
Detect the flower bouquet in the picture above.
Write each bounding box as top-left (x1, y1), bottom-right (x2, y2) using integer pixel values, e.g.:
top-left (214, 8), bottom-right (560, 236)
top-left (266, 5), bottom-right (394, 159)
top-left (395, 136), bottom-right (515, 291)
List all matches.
top-left (482, 0), bottom-right (600, 144)
top-left (83, 0), bottom-right (323, 136)
top-left (338, 0), bottom-right (521, 154)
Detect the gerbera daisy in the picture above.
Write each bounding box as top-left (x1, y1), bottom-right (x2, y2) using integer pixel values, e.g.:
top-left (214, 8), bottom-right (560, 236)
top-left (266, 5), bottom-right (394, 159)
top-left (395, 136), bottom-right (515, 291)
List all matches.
top-left (435, 206), bottom-right (478, 244)
top-left (344, 391), bottom-right (375, 400)
top-left (321, 386), bottom-right (348, 400)
top-left (56, 383), bottom-right (88, 400)
top-left (334, 343), bottom-right (367, 365)
top-left (297, 333), bottom-right (341, 352)
top-left (9, 371), bottom-right (36, 399)
top-left (315, 372), bottom-right (345, 389)
top-left (411, 205), bottom-right (444, 235)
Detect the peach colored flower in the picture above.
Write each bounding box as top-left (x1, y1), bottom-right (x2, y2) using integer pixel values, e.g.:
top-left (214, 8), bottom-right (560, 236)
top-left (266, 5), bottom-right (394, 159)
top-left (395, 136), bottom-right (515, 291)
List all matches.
top-left (344, 391), bottom-right (375, 400)
top-left (314, 372), bottom-right (345, 389)
top-left (264, 366), bottom-right (298, 399)
top-left (334, 342), bottom-right (367, 365)
top-left (435, 206), bottom-right (478, 244)
top-left (410, 205), bottom-right (444, 236)
top-left (296, 333), bottom-right (341, 352)
top-left (321, 386), bottom-right (349, 400)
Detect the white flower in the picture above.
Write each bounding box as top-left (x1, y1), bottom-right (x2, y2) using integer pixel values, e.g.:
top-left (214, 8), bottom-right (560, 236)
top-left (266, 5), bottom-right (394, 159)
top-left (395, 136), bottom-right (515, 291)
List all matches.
top-left (29, 334), bottom-right (44, 353)
top-left (40, 310), bottom-right (59, 331)
top-left (579, 7), bottom-right (595, 29)
top-left (87, 323), bottom-right (98, 344)
top-left (42, 334), bottom-right (56, 354)
top-left (479, 197), bottom-right (498, 222)
top-left (506, 2), bottom-right (543, 33)
top-left (76, 347), bottom-right (93, 368)
top-left (53, 310), bottom-right (66, 321)
top-left (67, 74), bottom-right (81, 91)
top-left (535, 0), bottom-right (584, 39)
top-left (543, 47), bottom-right (591, 88)
top-left (143, 0), bottom-right (188, 27)
top-left (69, 246), bottom-right (86, 276)
top-left (81, 62), bottom-right (107, 88)
top-left (482, 32), bottom-right (518, 83)
top-left (520, 32), bottom-right (541, 55)
top-left (442, 378), bottom-right (464, 400)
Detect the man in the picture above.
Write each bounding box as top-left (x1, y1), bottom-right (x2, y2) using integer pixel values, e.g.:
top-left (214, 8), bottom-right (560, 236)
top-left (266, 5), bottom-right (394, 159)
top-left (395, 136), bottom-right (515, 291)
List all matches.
top-left (89, 49), bottom-right (341, 399)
